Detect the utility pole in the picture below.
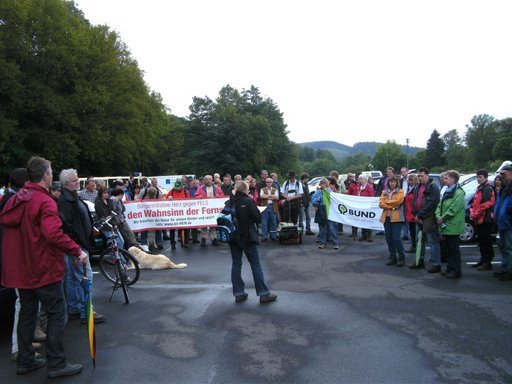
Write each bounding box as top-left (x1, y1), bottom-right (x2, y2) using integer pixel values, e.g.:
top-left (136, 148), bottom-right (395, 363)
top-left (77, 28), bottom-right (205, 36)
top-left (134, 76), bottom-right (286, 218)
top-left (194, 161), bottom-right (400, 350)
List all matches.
top-left (405, 138), bottom-right (410, 169)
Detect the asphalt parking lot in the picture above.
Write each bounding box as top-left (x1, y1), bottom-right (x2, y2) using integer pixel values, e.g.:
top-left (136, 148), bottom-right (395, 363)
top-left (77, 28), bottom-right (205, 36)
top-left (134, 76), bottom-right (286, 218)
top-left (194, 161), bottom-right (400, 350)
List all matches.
top-left (1, 227), bottom-right (511, 384)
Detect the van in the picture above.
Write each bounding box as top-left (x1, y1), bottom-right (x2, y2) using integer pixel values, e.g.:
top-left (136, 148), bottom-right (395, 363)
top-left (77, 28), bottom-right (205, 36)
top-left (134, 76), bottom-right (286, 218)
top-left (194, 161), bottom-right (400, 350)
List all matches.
top-left (360, 171), bottom-right (383, 179)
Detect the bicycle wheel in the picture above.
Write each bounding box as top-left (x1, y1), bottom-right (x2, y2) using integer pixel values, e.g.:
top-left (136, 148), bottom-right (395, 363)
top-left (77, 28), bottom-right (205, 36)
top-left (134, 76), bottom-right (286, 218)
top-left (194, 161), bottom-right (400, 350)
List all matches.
top-left (116, 260), bottom-right (130, 304)
top-left (99, 248), bottom-right (140, 286)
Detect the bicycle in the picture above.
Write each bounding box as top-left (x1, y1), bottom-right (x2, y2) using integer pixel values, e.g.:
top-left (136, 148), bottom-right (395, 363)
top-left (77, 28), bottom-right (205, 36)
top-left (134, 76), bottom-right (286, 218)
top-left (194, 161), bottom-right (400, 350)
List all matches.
top-left (96, 216), bottom-right (140, 303)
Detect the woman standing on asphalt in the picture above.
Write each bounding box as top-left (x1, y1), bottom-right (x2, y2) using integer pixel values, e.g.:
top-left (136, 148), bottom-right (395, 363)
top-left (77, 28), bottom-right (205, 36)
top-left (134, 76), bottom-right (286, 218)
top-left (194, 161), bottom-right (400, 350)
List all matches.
top-left (229, 181), bottom-right (277, 304)
top-left (379, 176), bottom-right (406, 266)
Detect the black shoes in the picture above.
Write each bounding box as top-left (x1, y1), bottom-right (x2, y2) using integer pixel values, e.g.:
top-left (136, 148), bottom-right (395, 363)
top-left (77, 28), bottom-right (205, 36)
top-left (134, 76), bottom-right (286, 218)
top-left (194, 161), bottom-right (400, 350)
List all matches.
top-left (406, 247), bottom-right (416, 253)
top-left (260, 293), bottom-right (277, 303)
top-left (499, 272), bottom-right (512, 281)
top-left (305, 230), bottom-right (315, 235)
top-left (47, 363), bottom-right (83, 378)
top-left (212, 239), bottom-right (220, 246)
top-left (386, 258), bottom-right (397, 266)
top-left (446, 272), bottom-right (461, 279)
top-left (477, 262), bottom-right (492, 271)
top-left (200, 239), bottom-right (206, 247)
top-left (235, 294), bottom-right (248, 303)
top-left (17, 358), bottom-right (46, 375)
top-left (472, 261), bottom-right (483, 268)
top-left (396, 258), bottom-right (405, 267)
top-left (409, 260), bottom-right (425, 269)
top-left (171, 244), bottom-right (176, 250)
top-left (428, 265), bottom-right (441, 274)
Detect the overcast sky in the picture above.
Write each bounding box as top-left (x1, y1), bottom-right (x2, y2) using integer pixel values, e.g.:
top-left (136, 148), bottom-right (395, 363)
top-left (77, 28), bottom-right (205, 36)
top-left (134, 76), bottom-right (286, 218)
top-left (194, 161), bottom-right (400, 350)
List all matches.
top-left (76, 0), bottom-right (511, 147)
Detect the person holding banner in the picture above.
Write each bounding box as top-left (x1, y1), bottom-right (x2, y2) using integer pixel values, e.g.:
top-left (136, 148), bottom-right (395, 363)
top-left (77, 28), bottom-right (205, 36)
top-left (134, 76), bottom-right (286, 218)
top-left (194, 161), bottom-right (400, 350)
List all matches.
top-left (312, 178), bottom-right (339, 250)
top-left (379, 176), bottom-right (406, 266)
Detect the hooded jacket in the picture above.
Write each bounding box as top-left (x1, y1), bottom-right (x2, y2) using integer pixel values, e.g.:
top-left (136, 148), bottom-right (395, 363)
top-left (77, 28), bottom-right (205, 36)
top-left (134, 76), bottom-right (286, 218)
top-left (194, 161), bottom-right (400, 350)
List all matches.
top-left (230, 190), bottom-right (261, 245)
top-left (0, 182), bottom-right (81, 289)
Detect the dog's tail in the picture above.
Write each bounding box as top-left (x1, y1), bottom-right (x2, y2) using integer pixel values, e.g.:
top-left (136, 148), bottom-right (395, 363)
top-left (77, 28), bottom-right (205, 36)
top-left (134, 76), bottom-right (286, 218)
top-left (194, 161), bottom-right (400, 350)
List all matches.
top-left (170, 262), bottom-right (187, 269)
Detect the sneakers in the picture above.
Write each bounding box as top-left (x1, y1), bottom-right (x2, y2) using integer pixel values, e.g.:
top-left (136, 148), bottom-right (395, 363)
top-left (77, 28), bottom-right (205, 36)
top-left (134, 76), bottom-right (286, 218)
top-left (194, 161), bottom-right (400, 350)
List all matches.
top-left (81, 311), bottom-right (105, 324)
top-left (235, 293), bottom-right (248, 303)
top-left (260, 293), bottom-right (277, 303)
top-left (17, 357), bottom-right (46, 375)
top-left (318, 244), bottom-right (325, 249)
top-left (47, 363), bottom-right (83, 378)
top-left (333, 245), bottom-right (339, 250)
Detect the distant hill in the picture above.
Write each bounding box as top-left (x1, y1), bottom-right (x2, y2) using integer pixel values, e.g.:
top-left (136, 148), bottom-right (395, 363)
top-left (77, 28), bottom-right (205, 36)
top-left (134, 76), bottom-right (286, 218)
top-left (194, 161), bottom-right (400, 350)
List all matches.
top-left (299, 141), bottom-right (423, 160)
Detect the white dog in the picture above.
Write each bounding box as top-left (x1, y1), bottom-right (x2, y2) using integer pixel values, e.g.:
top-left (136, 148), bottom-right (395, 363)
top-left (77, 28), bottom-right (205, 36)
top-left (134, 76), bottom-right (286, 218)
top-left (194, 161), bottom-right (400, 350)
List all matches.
top-left (128, 246), bottom-right (187, 270)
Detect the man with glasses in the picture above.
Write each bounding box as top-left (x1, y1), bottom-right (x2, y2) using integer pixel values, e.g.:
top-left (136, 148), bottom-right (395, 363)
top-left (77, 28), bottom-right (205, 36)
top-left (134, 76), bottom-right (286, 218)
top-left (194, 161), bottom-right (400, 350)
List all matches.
top-left (494, 165), bottom-right (512, 281)
top-left (411, 167), bottom-right (441, 272)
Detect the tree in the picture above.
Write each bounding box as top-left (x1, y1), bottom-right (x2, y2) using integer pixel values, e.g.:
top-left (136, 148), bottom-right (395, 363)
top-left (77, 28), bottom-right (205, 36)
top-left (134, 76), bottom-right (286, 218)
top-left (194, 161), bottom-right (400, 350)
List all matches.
top-left (442, 129), bottom-right (468, 171)
top-left (372, 141), bottom-right (407, 172)
top-left (424, 130), bottom-right (446, 170)
top-left (464, 114), bottom-right (496, 168)
top-left (492, 118), bottom-right (512, 161)
top-left (185, 85), bottom-right (297, 177)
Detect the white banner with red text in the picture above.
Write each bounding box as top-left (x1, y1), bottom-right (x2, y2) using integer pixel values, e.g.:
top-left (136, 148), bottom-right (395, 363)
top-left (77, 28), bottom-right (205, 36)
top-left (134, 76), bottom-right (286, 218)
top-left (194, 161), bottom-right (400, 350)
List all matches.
top-left (324, 191), bottom-right (384, 231)
top-left (124, 198), bottom-right (228, 232)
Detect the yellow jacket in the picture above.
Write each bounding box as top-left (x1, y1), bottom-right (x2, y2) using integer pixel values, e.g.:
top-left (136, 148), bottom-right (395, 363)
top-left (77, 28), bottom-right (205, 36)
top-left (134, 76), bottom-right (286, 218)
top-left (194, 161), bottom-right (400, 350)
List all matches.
top-left (379, 188), bottom-right (405, 223)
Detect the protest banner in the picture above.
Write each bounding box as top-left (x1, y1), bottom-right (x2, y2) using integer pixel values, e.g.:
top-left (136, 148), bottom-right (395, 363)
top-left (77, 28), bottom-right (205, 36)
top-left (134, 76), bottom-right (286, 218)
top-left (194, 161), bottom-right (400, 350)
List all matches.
top-left (324, 191), bottom-right (384, 231)
top-left (124, 197), bottom-right (228, 232)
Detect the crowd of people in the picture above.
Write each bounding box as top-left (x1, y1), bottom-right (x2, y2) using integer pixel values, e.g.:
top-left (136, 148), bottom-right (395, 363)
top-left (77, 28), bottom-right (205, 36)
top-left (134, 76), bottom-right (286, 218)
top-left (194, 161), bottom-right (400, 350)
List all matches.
top-left (1, 158), bottom-right (512, 378)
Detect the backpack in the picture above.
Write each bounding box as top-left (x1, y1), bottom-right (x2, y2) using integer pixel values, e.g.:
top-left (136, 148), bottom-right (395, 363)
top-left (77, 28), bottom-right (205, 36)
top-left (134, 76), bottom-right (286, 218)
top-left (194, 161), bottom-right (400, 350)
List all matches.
top-left (216, 200), bottom-right (241, 243)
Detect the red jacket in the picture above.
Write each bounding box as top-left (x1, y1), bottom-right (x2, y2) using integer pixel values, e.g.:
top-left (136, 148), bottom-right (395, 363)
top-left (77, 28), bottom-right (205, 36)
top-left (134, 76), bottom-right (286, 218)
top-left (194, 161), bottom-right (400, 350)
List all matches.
top-left (0, 182), bottom-right (81, 289)
top-left (166, 188), bottom-right (190, 199)
top-left (405, 188), bottom-right (416, 223)
top-left (348, 182), bottom-right (375, 197)
top-left (470, 182), bottom-right (495, 225)
top-left (194, 184), bottom-right (225, 198)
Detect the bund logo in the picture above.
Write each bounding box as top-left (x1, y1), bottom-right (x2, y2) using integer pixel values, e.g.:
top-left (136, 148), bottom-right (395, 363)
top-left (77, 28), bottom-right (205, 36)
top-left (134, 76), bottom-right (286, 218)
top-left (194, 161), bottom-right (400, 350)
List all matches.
top-left (338, 204), bottom-right (376, 218)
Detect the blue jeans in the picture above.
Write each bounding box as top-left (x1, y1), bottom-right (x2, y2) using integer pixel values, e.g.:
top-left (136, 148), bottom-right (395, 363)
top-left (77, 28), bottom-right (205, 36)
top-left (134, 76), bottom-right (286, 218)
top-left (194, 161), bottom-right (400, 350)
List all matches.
top-left (261, 207), bottom-right (278, 239)
top-left (64, 250), bottom-right (92, 319)
top-left (383, 218), bottom-right (405, 258)
top-left (298, 205), bottom-right (311, 231)
top-left (417, 224), bottom-right (441, 266)
top-left (229, 242), bottom-right (270, 297)
top-left (140, 230), bottom-right (163, 247)
top-left (101, 229), bottom-right (125, 249)
top-left (319, 220), bottom-right (339, 246)
top-left (497, 229), bottom-right (512, 271)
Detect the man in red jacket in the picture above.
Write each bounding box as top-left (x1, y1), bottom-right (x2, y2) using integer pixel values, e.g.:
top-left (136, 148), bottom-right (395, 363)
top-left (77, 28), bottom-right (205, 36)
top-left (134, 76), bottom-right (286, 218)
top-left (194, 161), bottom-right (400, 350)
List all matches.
top-left (0, 157), bottom-right (87, 378)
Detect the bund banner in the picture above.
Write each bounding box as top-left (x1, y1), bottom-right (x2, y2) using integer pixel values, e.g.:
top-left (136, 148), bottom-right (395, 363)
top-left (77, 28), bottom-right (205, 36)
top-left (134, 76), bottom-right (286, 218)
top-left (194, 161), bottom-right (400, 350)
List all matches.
top-left (325, 191), bottom-right (384, 231)
top-left (123, 197), bottom-right (229, 232)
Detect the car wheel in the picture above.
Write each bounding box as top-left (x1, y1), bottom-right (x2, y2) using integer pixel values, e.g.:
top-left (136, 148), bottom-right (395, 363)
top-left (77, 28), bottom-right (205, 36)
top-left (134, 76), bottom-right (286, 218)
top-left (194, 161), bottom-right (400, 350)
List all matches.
top-left (459, 220), bottom-right (475, 243)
